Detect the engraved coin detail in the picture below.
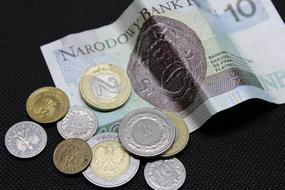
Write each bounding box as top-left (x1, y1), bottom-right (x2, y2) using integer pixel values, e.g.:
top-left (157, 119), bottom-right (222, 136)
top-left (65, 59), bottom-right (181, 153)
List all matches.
top-left (26, 87), bottom-right (69, 123)
top-left (57, 106), bottom-right (97, 140)
top-left (80, 64), bottom-right (132, 111)
top-left (53, 138), bottom-right (92, 174)
top-left (144, 158), bottom-right (186, 190)
top-left (162, 112), bottom-right (189, 157)
top-left (5, 121), bottom-right (47, 158)
top-left (118, 108), bottom-right (176, 157)
top-left (83, 132), bottom-right (140, 188)
top-left (128, 15), bottom-right (207, 112)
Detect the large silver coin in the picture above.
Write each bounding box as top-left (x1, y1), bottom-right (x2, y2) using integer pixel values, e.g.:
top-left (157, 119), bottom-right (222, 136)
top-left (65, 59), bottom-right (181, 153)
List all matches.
top-left (118, 108), bottom-right (176, 157)
top-left (83, 132), bottom-right (140, 188)
top-left (57, 106), bottom-right (97, 140)
top-left (5, 121), bottom-right (47, 158)
top-left (144, 158), bottom-right (186, 190)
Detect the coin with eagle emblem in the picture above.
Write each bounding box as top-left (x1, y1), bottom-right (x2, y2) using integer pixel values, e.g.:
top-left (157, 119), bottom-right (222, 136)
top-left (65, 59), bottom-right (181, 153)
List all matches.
top-left (82, 132), bottom-right (140, 188)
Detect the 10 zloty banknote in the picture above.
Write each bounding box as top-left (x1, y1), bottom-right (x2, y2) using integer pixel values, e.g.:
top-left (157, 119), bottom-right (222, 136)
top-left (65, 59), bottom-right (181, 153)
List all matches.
top-left (41, 0), bottom-right (285, 133)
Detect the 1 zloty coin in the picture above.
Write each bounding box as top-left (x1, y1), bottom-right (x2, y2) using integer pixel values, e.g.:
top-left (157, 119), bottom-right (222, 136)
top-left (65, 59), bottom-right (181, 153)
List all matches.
top-left (118, 108), bottom-right (176, 157)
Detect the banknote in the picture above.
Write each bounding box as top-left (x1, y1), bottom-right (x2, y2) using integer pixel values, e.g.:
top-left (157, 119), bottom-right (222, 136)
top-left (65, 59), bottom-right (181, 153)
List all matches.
top-left (41, 0), bottom-right (285, 133)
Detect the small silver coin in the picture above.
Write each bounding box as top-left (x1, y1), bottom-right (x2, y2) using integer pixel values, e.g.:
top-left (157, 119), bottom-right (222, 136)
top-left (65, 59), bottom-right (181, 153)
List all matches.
top-left (5, 121), bottom-right (47, 158)
top-left (118, 108), bottom-right (176, 157)
top-left (57, 106), bottom-right (97, 140)
top-left (144, 158), bottom-right (186, 190)
top-left (82, 132), bottom-right (140, 188)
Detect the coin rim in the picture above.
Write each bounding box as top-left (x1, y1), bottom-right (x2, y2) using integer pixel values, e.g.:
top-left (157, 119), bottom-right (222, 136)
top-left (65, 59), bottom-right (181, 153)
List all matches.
top-left (144, 158), bottom-right (186, 190)
top-left (26, 86), bottom-right (69, 123)
top-left (57, 106), bottom-right (98, 140)
top-left (118, 108), bottom-right (176, 157)
top-left (162, 112), bottom-right (190, 157)
top-left (53, 138), bottom-right (92, 174)
top-left (5, 121), bottom-right (47, 158)
top-left (82, 132), bottom-right (140, 188)
top-left (79, 64), bottom-right (132, 111)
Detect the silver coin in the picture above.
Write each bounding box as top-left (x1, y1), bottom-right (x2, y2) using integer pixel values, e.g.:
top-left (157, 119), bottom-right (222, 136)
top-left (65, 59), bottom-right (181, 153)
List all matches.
top-left (144, 158), bottom-right (186, 190)
top-left (118, 108), bottom-right (176, 157)
top-left (57, 106), bottom-right (97, 140)
top-left (82, 132), bottom-right (140, 188)
top-left (5, 121), bottom-right (47, 158)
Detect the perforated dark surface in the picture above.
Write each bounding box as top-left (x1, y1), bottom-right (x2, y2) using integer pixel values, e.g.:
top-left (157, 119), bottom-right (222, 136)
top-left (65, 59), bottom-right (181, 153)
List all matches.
top-left (1, 0), bottom-right (285, 189)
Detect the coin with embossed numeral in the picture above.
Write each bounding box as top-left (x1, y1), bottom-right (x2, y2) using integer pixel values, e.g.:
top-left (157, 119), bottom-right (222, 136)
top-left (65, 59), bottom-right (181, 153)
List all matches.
top-left (5, 121), bottom-right (47, 158)
top-left (53, 138), bottom-right (92, 174)
top-left (118, 108), bottom-right (176, 157)
top-left (57, 106), bottom-right (97, 140)
top-left (80, 64), bottom-right (131, 111)
top-left (83, 132), bottom-right (140, 188)
top-left (144, 158), bottom-right (186, 190)
top-left (26, 87), bottom-right (69, 123)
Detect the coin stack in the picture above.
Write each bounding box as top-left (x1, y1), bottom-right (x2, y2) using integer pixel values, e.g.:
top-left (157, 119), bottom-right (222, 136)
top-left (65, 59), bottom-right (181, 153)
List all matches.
top-left (5, 64), bottom-right (190, 190)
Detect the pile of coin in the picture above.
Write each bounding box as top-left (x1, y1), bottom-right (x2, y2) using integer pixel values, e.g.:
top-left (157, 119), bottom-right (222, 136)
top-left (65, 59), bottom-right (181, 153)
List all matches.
top-left (5, 64), bottom-right (190, 190)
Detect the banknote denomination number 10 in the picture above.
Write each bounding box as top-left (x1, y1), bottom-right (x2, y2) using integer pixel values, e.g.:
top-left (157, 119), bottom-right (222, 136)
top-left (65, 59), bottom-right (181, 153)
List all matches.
top-left (225, 0), bottom-right (256, 22)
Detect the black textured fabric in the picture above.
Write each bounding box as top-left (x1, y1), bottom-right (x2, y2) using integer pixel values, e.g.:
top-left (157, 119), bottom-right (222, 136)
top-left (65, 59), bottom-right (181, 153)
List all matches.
top-left (1, 0), bottom-right (285, 189)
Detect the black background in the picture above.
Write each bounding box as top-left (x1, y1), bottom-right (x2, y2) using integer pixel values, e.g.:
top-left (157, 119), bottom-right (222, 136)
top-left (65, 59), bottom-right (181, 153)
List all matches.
top-left (1, 0), bottom-right (285, 189)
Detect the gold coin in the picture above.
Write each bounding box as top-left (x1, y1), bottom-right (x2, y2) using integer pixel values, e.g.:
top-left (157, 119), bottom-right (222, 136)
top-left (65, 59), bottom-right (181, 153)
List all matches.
top-left (90, 140), bottom-right (130, 179)
top-left (26, 87), bottom-right (69, 123)
top-left (53, 138), bottom-right (92, 174)
top-left (80, 64), bottom-right (131, 111)
top-left (162, 112), bottom-right (190, 157)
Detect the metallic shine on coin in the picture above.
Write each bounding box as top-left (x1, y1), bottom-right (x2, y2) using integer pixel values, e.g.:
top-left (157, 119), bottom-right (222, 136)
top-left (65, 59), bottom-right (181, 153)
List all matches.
top-left (83, 132), bottom-right (140, 188)
top-left (5, 121), bottom-right (47, 158)
top-left (80, 64), bottom-right (132, 111)
top-left (118, 108), bottom-right (176, 157)
top-left (53, 138), bottom-right (92, 174)
top-left (144, 158), bottom-right (186, 190)
top-left (57, 106), bottom-right (98, 140)
top-left (26, 87), bottom-right (69, 123)
top-left (162, 112), bottom-right (189, 157)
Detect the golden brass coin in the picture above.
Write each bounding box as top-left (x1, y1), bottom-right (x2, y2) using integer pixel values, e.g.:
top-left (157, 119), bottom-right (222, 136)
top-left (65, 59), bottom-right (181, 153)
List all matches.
top-left (90, 140), bottom-right (130, 179)
top-left (80, 64), bottom-right (131, 111)
top-left (26, 87), bottom-right (69, 123)
top-left (162, 112), bottom-right (190, 157)
top-left (53, 138), bottom-right (92, 174)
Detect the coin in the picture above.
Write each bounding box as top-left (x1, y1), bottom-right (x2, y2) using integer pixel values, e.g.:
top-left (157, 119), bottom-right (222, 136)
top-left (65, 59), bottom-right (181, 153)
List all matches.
top-left (144, 158), bottom-right (186, 190)
top-left (83, 132), bottom-right (140, 188)
top-left (118, 108), bottom-right (176, 157)
top-left (53, 138), bottom-right (92, 174)
top-left (5, 121), bottom-right (47, 158)
top-left (57, 106), bottom-right (97, 140)
top-left (162, 112), bottom-right (189, 157)
top-left (80, 64), bottom-right (131, 111)
top-left (26, 87), bottom-right (69, 123)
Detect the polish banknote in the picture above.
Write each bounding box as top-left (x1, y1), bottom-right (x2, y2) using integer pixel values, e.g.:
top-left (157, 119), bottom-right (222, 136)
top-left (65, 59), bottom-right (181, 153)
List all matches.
top-left (41, 0), bottom-right (285, 133)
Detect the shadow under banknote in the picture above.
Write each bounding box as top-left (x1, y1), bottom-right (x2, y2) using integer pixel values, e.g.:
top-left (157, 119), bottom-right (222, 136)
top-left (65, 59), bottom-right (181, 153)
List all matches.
top-left (199, 99), bottom-right (277, 135)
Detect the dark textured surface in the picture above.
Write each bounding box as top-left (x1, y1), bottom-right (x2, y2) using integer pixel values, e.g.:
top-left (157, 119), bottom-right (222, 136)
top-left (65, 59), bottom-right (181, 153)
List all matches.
top-left (0, 0), bottom-right (285, 189)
